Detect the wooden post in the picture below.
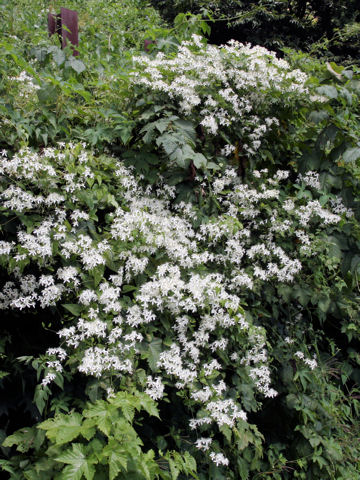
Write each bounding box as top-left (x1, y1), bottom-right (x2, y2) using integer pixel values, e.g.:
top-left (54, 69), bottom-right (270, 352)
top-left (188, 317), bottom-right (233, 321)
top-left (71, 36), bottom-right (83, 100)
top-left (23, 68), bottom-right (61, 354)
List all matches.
top-left (48, 8), bottom-right (79, 56)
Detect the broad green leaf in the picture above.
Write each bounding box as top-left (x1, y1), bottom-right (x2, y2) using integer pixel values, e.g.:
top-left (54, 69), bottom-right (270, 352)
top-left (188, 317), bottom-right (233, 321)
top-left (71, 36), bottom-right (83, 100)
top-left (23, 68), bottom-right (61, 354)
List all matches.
top-left (192, 153), bottom-right (207, 169)
top-left (343, 147), bottom-right (360, 163)
top-left (138, 393), bottom-right (160, 418)
top-left (67, 56), bottom-right (86, 74)
top-left (2, 427), bottom-right (44, 453)
top-left (316, 85), bottom-right (338, 99)
top-left (56, 444), bottom-right (96, 480)
top-left (39, 413), bottom-right (83, 445)
top-left (102, 441), bottom-right (128, 480)
top-left (83, 401), bottom-right (113, 437)
top-left (52, 48), bottom-right (66, 66)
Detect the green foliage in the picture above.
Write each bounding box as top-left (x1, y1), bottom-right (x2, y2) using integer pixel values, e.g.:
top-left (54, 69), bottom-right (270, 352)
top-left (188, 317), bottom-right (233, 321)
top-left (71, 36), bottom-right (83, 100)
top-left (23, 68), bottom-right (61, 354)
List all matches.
top-left (1, 391), bottom-right (197, 480)
top-left (0, 0), bottom-right (195, 151)
top-left (1, 0), bottom-right (360, 479)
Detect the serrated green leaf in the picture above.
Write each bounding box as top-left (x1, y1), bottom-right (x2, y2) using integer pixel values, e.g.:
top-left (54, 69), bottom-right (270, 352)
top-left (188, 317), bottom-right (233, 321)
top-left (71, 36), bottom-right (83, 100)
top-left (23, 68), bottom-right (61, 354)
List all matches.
top-left (39, 413), bottom-right (83, 445)
top-left (83, 401), bottom-right (113, 437)
top-left (56, 444), bottom-right (96, 480)
top-left (102, 441), bottom-right (128, 479)
top-left (52, 48), bottom-right (66, 66)
top-left (2, 427), bottom-right (42, 453)
top-left (168, 458), bottom-right (180, 480)
top-left (138, 393), bottom-right (160, 418)
top-left (183, 451), bottom-right (197, 476)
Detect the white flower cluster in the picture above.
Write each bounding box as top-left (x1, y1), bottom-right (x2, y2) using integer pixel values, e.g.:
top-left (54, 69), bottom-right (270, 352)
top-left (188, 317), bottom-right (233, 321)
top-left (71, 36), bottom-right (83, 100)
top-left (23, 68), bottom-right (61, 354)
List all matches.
top-left (297, 171), bottom-right (321, 190)
top-left (0, 145), bottom-right (347, 467)
top-left (9, 70), bottom-right (40, 98)
top-left (131, 35), bottom-right (308, 155)
top-left (294, 351), bottom-right (318, 370)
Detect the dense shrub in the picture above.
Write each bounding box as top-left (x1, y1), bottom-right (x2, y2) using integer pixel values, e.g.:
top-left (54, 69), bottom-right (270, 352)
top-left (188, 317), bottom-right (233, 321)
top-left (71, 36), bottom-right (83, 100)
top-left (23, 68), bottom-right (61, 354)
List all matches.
top-left (1, 1), bottom-right (360, 479)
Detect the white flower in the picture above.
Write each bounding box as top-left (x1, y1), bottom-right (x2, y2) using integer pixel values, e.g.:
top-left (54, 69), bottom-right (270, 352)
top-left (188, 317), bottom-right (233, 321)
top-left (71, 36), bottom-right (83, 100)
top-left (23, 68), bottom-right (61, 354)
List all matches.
top-left (209, 452), bottom-right (229, 467)
top-left (195, 437), bottom-right (213, 451)
top-left (145, 376), bottom-right (165, 400)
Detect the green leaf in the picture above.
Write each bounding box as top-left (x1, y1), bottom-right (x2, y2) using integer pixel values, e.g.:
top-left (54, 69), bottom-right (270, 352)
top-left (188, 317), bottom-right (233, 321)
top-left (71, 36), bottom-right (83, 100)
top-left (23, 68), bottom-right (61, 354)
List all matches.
top-left (316, 85), bottom-right (338, 99)
top-left (147, 338), bottom-right (163, 372)
top-left (52, 48), bottom-right (66, 66)
top-left (168, 458), bottom-right (180, 480)
top-left (62, 304), bottom-right (83, 316)
top-left (326, 62), bottom-right (343, 81)
top-left (83, 401), bottom-right (113, 437)
top-left (192, 153), bottom-right (207, 169)
top-left (56, 444), bottom-right (96, 480)
top-left (37, 84), bottom-right (57, 104)
top-left (34, 385), bottom-right (49, 415)
top-left (183, 451), bottom-right (197, 476)
top-left (318, 294), bottom-right (331, 313)
top-left (122, 285), bottom-right (137, 293)
top-left (308, 110), bottom-right (329, 124)
top-left (67, 56), bottom-right (86, 74)
top-left (39, 412), bottom-right (83, 445)
top-left (91, 265), bottom-right (105, 288)
top-left (2, 427), bottom-right (45, 453)
top-left (343, 147), bottom-right (360, 163)
top-left (102, 441), bottom-right (128, 480)
top-left (138, 393), bottom-right (160, 418)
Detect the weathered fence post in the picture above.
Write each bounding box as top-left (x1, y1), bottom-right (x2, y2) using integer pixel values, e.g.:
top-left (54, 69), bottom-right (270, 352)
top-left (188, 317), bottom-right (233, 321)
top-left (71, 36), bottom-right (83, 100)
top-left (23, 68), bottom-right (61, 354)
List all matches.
top-left (48, 7), bottom-right (79, 56)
